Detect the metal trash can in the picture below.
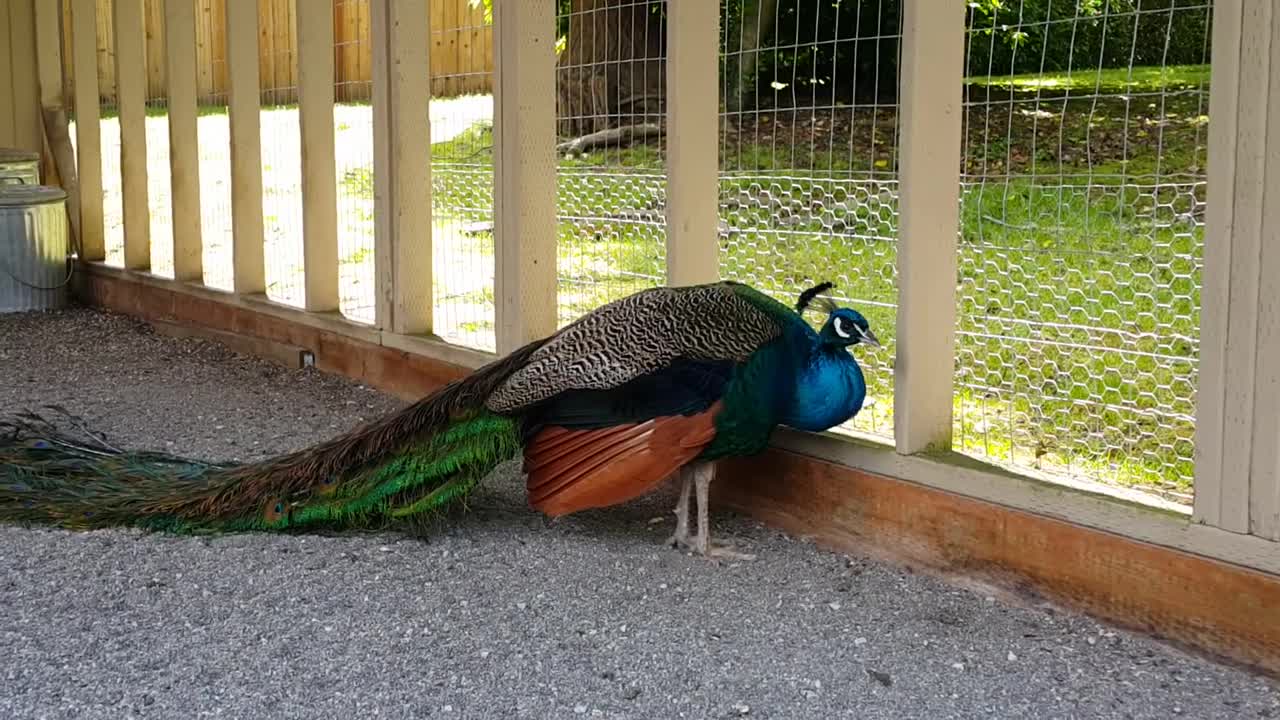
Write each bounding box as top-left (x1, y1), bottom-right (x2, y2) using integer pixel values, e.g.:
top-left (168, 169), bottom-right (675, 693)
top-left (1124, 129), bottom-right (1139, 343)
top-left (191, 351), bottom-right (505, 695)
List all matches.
top-left (0, 148), bottom-right (40, 186)
top-left (0, 185), bottom-right (70, 313)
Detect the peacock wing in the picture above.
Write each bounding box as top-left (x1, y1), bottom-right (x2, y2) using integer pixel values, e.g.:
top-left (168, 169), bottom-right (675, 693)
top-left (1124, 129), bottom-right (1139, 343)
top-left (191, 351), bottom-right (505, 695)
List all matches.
top-left (484, 282), bottom-right (786, 414)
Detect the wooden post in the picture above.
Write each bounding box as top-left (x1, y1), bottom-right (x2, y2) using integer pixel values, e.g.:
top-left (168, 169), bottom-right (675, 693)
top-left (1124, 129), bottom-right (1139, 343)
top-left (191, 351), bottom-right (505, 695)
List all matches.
top-left (296, 0), bottom-right (339, 312)
top-left (34, 0), bottom-right (62, 108)
top-left (370, 0), bottom-right (431, 334)
top-left (164, 0), bottom-right (203, 283)
top-left (665, 0), bottom-right (720, 286)
top-left (6, 0), bottom-right (40, 152)
top-left (1194, 0), bottom-right (1280, 540)
top-left (0, 4), bottom-right (12, 145)
top-left (225, 0), bottom-right (266, 295)
top-left (892, 0), bottom-right (966, 455)
top-left (493, 0), bottom-right (558, 354)
top-left (113, 0), bottom-right (150, 271)
top-left (70, 0), bottom-right (104, 261)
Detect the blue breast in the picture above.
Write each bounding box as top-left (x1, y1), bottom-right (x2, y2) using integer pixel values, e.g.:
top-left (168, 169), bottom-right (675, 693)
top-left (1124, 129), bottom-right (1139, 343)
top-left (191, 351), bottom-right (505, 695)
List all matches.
top-left (781, 349), bottom-right (867, 432)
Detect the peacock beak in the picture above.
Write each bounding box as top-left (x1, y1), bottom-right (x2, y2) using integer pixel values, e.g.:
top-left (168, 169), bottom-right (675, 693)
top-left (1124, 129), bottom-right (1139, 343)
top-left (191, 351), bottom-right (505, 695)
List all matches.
top-left (859, 328), bottom-right (881, 347)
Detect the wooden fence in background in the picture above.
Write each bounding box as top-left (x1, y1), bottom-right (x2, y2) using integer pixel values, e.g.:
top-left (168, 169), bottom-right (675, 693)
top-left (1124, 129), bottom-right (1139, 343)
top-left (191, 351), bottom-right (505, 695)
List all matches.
top-left (59, 0), bottom-right (493, 105)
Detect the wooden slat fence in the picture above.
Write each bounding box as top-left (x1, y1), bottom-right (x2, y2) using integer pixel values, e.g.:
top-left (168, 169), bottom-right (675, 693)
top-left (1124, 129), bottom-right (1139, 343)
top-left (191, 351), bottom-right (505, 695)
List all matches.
top-left (59, 0), bottom-right (493, 105)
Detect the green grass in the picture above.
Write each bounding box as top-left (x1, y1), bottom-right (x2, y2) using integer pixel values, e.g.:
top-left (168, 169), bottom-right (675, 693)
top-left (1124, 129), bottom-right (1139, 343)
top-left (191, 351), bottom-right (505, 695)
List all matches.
top-left (967, 63), bottom-right (1210, 94)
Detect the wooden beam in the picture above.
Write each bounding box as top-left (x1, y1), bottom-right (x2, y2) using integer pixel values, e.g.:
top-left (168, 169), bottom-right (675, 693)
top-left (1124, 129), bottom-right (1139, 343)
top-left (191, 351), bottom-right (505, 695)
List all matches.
top-left (493, 0), bottom-right (558, 353)
top-left (70, 0), bottom-right (104, 261)
top-left (296, 0), bottom-right (339, 312)
top-left (1252, 9), bottom-right (1280, 541)
top-left (113, 0), bottom-right (151, 271)
top-left (0, 2), bottom-right (13, 146)
top-left (892, 0), bottom-right (965, 454)
top-left (34, 0), bottom-right (63, 108)
top-left (164, 0), bottom-right (203, 283)
top-left (664, 0), bottom-right (720, 286)
top-left (371, 0), bottom-right (432, 334)
top-left (7, 0), bottom-right (41, 153)
top-left (225, 0), bottom-right (266, 295)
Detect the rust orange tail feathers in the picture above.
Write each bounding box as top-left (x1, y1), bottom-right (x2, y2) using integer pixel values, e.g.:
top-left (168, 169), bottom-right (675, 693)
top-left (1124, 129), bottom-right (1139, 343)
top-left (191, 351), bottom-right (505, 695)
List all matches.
top-left (522, 402), bottom-right (722, 517)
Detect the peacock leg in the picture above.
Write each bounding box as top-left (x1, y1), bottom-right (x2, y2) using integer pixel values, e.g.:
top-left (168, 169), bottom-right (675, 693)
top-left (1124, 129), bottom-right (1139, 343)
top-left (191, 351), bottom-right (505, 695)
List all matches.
top-left (665, 466), bottom-right (694, 549)
top-left (689, 462), bottom-right (756, 562)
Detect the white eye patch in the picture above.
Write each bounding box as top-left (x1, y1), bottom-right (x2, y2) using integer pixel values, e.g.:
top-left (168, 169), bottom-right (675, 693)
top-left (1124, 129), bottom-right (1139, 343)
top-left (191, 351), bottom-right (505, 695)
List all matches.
top-left (833, 315), bottom-right (852, 339)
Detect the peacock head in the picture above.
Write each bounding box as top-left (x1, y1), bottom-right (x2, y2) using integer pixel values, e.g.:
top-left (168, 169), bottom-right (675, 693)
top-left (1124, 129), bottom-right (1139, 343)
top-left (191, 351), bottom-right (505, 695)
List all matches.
top-left (796, 282), bottom-right (881, 349)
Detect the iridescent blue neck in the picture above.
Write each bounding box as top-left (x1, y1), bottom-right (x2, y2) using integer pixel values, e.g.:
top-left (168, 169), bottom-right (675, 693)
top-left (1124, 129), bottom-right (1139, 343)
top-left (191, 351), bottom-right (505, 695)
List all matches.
top-left (781, 345), bottom-right (867, 432)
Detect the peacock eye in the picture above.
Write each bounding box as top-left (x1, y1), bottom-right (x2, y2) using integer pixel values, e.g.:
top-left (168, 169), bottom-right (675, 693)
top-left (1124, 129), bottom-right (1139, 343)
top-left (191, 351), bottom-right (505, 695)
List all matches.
top-left (274, 502), bottom-right (283, 514)
top-left (833, 315), bottom-right (852, 339)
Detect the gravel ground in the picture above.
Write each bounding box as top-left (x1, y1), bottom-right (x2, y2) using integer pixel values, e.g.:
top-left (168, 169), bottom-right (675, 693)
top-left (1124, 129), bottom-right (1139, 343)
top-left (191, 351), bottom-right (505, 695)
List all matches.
top-left (1, 307), bottom-right (1277, 720)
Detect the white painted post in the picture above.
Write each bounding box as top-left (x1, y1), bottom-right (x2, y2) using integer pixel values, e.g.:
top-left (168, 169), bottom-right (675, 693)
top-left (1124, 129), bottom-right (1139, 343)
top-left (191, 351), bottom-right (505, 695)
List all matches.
top-left (665, 0), bottom-right (720, 287)
top-left (113, 0), bottom-right (150, 271)
top-left (225, 0), bottom-right (266, 295)
top-left (373, 0), bottom-right (432, 335)
top-left (493, 0), bottom-right (558, 354)
top-left (164, 0), bottom-right (203, 283)
top-left (1194, 0), bottom-right (1280, 541)
top-left (296, 0), bottom-right (340, 312)
top-left (892, 0), bottom-right (965, 455)
top-left (70, 0), bottom-right (104, 262)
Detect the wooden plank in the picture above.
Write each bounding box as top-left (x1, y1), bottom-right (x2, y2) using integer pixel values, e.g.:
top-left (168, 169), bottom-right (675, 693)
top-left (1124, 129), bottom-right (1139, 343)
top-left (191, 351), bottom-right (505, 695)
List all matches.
top-left (1195, 0), bottom-right (1243, 532)
top-left (144, 0), bottom-right (166, 99)
top-left (375, 0), bottom-right (432, 335)
top-left (165, 0), bottom-right (204, 282)
top-left (0, 2), bottom-right (13, 146)
top-left (1252, 11), bottom-right (1280, 541)
top-left (8, 0), bottom-right (41, 153)
top-left (892, 0), bottom-right (965, 454)
top-left (664, 0), bottom-right (719, 286)
top-left (226, 0), bottom-right (266, 294)
top-left (370, 0), bottom-right (392, 328)
top-left (1216, 1), bottom-right (1273, 534)
top-left (493, 0), bottom-right (558, 353)
top-left (113, 0), bottom-right (152, 270)
top-left (35, 0), bottom-right (64, 108)
top-left (70, 0), bottom-right (105, 261)
top-left (96, 0), bottom-right (116, 102)
top-left (295, 0), bottom-right (339, 312)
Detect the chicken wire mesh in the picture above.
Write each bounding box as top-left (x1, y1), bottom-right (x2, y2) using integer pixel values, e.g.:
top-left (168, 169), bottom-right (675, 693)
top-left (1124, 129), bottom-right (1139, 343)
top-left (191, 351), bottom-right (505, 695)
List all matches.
top-left (258, 0), bottom-right (305, 309)
top-left (555, 0), bottom-right (668, 327)
top-left (957, 0), bottom-right (1210, 503)
top-left (333, 0), bottom-right (376, 324)
top-left (717, 0), bottom-right (902, 440)
top-left (428, 5), bottom-right (497, 351)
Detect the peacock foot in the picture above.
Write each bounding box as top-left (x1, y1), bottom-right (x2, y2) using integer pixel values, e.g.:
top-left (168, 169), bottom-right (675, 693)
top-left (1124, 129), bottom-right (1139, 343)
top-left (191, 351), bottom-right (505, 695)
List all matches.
top-left (666, 529), bottom-right (756, 562)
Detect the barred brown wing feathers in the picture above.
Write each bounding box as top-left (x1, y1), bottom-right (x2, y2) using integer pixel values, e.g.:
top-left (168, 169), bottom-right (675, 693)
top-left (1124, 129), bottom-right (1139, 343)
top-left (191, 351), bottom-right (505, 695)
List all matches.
top-left (485, 283), bottom-right (782, 414)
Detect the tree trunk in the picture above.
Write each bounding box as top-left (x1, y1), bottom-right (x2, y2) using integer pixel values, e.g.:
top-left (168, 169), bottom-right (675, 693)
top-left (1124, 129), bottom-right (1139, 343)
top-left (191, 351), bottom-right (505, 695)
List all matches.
top-left (556, 0), bottom-right (667, 138)
top-left (726, 0), bottom-right (780, 112)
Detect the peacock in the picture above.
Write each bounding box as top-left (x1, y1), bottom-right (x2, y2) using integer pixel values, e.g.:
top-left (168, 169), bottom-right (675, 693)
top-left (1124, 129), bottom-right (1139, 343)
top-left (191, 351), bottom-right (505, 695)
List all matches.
top-left (0, 280), bottom-right (878, 560)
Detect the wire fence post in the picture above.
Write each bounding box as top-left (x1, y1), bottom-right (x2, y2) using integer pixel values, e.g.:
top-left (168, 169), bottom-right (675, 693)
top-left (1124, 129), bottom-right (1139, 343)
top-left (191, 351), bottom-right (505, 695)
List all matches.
top-left (296, 0), bottom-right (340, 312)
top-left (69, 0), bottom-right (104, 262)
top-left (1194, 0), bottom-right (1280, 540)
top-left (493, 0), bottom-right (558, 354)
top-left (893, 0), bottom-right (965, 455)
top-left (164, 0), bottom-right (203, 283)
top-left (665, 0), bottom-right (720, 287)
top-left (112, 0), bottom-right (150, 271)
top-left (226, 0), bottom-right (266, 295)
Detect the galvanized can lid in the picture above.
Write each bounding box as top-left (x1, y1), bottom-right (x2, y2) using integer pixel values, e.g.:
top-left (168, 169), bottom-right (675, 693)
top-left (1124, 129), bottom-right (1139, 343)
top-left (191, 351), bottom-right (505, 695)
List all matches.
top-left (0, 148), bottom-right (40, 164)
top-left (0, 184), bottom-right (68, 207)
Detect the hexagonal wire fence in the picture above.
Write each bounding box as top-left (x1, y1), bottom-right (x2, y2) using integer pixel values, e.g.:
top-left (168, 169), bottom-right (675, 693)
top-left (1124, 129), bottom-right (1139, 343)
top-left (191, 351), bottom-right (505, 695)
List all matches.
top-left (956, 1), bottom-right (1209, 504)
